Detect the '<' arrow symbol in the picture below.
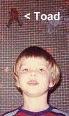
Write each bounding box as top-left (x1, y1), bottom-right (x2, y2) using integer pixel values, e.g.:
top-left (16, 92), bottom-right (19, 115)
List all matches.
top-left (24, 13), bottom-right (30, 19)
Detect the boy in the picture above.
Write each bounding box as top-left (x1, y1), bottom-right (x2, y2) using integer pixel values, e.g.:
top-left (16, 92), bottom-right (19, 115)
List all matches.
top-left (3, 46), bottom-right (68, 116)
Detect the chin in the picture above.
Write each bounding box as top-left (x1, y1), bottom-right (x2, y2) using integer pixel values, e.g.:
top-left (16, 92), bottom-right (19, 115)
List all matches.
top-left (23, 90), bottom-right (47, 97)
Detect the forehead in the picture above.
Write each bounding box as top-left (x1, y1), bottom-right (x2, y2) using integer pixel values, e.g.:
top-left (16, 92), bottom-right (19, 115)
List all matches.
top-left (16, 57), bottom-right (49, 70)
top-left (20, 57), bottom-right (48, 65)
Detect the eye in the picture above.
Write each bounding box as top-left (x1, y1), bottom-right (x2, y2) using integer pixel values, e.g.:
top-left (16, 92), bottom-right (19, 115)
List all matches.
top-left (22, 68), bottom-right (28, 72)
top-left (39, 68), bottom-right (45, 72)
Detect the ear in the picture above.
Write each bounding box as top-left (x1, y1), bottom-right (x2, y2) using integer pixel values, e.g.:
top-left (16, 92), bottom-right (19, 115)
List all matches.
top-left (13, 65), bottom-right (20, 88)
top-left (49, 79), bottom-right (55, 88)
top-left (15, 81), bottom-right (20, 88)
top-left (14, 75), bottom-right (20, 88)
top-left (13, 73), bottom-right (20, 88)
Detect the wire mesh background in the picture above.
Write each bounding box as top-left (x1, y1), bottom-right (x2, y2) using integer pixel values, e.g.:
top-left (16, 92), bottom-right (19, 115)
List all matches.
top-left (0, 0), bottom-right (69, 115)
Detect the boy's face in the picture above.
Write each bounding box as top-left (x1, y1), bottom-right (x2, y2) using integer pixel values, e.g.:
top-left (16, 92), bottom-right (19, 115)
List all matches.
top-left (15, 57), bottom-right (53, 97)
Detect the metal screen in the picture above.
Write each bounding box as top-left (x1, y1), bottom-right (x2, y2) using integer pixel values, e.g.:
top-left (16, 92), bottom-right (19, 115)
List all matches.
top-left (0, 0), bottom-right (69, 115)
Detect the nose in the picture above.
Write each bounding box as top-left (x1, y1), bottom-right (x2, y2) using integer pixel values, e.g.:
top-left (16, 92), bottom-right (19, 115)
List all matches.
top-left (30, 70), bottom-right (36, 76)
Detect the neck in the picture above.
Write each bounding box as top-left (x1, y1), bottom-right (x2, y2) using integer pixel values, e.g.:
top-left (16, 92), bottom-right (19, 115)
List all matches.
top-left (22, 92), bottom-right (49, 112)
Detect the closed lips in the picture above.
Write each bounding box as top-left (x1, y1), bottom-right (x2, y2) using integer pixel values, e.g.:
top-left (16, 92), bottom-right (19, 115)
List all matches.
top-left (27, 80), bottom-right (39, 85)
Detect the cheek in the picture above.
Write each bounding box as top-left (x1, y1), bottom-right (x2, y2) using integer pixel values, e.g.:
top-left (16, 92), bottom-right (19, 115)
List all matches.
top-left (18, 72), bottom-right (29, 79)
top-left (41, 78), bottom-right (49, 85)
top-left (40, 72), bottom-right (50, 79)
top-left (39, 74), bottom-right (50, 85)
top-left (18, 75), bottom-right (28, 86)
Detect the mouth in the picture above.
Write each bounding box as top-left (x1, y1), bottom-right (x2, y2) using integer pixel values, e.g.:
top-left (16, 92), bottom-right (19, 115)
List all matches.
top-left (27, 80), bottom-right (39, 86)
